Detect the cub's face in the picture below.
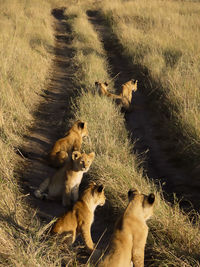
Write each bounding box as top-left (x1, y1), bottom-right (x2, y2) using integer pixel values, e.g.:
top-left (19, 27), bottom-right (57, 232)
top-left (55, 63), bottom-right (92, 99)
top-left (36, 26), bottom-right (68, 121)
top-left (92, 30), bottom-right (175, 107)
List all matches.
top-left (128, 189), bottom-right (155, 220)
top-left (125, 79), bottom-right (138, 92)
top-left (72, 151), bottom-right (95, 172)
top-left (95, 81), bottom-right (108, 95)
top-left (90, 182), bottom-right (106, 206)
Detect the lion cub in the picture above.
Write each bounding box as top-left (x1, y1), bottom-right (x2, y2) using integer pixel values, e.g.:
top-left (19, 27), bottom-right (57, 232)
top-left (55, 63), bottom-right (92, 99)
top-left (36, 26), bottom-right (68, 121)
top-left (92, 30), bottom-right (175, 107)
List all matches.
top-left (99, 189), bottom-right (155, 267)
top-left (48, 120), bottom-right (88, 168)
top-left (95, 80), bottom-right (138, 111)
top-left (52, 182), bottom-right (106, 251)
top-left (95, 81), bottom-right (122, 100)
top-left (34, 151), bottom-right (95, 207)
top-left (120, 79), bottom-right (138, 110)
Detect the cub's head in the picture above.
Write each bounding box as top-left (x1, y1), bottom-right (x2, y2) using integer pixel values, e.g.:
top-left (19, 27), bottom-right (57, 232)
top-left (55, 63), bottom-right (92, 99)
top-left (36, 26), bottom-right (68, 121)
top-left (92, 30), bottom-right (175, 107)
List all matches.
top-left (128, 188), bottom-right (155, 221)
top-left (95, 81), bottom-right (108, 96)
top-left (73, 120), bottom-right (88, 137)
top-left (72, 151), bottom-right (95, 172)
top-left (124, 79), bottom-right (138, 92)
top-left (86, 182), bottom-right (106, 207)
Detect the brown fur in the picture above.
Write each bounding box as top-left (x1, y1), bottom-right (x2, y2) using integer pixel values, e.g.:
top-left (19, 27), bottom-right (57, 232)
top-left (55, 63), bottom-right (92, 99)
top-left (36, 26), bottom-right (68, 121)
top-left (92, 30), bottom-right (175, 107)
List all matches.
top-left (48, 120), bottom-right (88, 168)
top-left (52, 182), bottom-right (106, 251)
top-left (95, 81), bottom-right (122, 100)
top-left (99, 189), bottom-right (155, 267)
top-left (95, 80), bottom-right (138, 111)
top-left (120, 79), bottom-right (138, 110)
top-left (34, 151), bottom-right (95, 207)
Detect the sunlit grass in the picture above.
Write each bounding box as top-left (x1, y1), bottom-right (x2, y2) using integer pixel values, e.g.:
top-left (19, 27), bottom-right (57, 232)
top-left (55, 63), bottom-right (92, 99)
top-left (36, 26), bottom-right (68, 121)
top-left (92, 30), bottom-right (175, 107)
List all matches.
top-left (66, 2), bottom-right (200, 266)
top-left (100, 0), bottom-right (200, 172)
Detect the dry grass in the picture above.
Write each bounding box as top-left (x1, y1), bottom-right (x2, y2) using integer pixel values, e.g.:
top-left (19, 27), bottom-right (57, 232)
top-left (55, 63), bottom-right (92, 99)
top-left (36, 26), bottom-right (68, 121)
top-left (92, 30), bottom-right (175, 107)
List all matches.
top-left (1, 0), bottom-right (200, 266)
top-left (0, 0), bottom-right (73, 266)
top-left (100, 0), bottom-right (200, 175)
top-left (65, 2), bottom-right (200, 266)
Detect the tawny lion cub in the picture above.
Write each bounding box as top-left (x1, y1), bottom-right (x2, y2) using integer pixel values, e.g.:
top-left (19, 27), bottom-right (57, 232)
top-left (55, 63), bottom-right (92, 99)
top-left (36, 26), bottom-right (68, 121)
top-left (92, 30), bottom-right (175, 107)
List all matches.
top-left (120, 79), bottom-right (138, 110)
top-left (95, 81), bottom-right (122, 100)
top-left (48, 120), bottom-right (88, 168)
top-left (99, 189), bottom-right (155, 267)
top-left (95, 80), bottom-right (138, 111)
top-left (52, 182), bottom-right (106, 251)
top-left (34, 151), bottom-right (95, 207)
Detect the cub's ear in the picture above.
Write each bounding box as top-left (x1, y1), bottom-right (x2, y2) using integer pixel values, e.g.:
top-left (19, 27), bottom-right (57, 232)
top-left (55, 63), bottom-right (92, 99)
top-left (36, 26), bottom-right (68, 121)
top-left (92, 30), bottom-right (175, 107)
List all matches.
top-left (128, 188), bottom-right (138, 200)
top-left (95, 81), bottom-right (99, 86)
top-left (72, 151), bottom-right (81, 160)
top-left (88, 181), bottom-right (96, 188)
top-left (97, 184), bottom-right (104, 193)
top-left (131, 79), bottom-right (136, 84)
top-left (104, 82), bottom-right (108, 86)
top-left (89, 152), bottom-right (95, 159)
top-left (78, 121), bottom-right (85, 129)
top-left (148, 193), bottom-right (155, 205)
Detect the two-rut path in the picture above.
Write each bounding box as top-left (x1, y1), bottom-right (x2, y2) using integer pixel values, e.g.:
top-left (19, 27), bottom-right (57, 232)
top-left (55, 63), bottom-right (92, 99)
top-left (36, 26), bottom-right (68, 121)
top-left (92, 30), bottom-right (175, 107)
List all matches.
top-left (19, 6), bottom-right (199, 267)
top-left (87, 10), bottom-right (200, 212)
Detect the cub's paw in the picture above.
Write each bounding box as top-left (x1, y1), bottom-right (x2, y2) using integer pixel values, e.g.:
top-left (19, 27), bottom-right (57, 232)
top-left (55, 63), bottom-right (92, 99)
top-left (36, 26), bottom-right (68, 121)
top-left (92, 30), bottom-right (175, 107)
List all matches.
top-left (34, 190), bottom-right (48, 200)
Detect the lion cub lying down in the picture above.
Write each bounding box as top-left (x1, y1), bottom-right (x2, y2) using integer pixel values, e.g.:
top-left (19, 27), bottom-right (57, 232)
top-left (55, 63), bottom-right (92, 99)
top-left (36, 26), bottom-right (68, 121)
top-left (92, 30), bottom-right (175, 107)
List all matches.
top-left (95, 81), bottom-right (122, 100)
top-left (95, 80), bottom-right (138, 111)
top-left (99, 189), bottom-right (155, 267)
top-left (34, 151), bottom-right (95, 207)
top-left (48, 120), bottom-right (89, 168)
top-left (52, 182), bottom-right (106, 251)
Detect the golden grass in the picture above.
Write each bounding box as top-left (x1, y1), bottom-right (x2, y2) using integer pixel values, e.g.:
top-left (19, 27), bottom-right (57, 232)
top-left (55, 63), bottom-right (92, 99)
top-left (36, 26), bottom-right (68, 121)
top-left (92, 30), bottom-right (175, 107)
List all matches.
top-left (0, 0), bottom-right (72, 265)
top-left (1, 0), bottom-right (200, 266)
top-left (65, 2), bottom-right (200, 266)
top-left (100, 0), bottom-right (200, 174)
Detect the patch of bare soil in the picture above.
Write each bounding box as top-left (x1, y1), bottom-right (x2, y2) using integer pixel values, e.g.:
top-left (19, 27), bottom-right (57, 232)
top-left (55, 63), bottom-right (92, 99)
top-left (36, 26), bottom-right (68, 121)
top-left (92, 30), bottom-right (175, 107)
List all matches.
top-left (86, 10), bottom-right (200, 212)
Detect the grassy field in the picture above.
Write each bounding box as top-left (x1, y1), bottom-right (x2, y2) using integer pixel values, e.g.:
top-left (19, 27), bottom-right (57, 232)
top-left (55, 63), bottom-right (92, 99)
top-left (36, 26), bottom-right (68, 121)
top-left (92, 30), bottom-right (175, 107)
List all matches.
top-left (100, 0), bottom-right (200, 178)
top-left (1, 0), bottom-right (200, 266)
top-left (66, 3), bottom-right (200, 266)
top-left (0, 0), bottom-right (68, 266)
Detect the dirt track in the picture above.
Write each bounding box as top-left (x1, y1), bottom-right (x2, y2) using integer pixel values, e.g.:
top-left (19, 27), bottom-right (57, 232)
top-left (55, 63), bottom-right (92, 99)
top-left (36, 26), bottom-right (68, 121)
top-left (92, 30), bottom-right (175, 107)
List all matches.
top-left (21, 9), bottom-right (74, 220)
top-left (19, 8), bottom-right (112, 265)
top-left (87, 10), bottom-right (200, 212)
top-left (18, 6), bottom-right (199, 266)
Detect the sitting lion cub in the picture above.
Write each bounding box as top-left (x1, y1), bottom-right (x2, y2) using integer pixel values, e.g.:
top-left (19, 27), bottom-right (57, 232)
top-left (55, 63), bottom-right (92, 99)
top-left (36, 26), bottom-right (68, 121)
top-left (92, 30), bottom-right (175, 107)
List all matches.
top-left (34, 151), bottom-right (95, 207)
top-left (52, 182), bottom-right (106, 251)
top-left (99, 189), bottom-right (155, 267)
top-left (48, 120), bottom-right (89, 168)
top-left (120, 79), bottom-right (138, 111)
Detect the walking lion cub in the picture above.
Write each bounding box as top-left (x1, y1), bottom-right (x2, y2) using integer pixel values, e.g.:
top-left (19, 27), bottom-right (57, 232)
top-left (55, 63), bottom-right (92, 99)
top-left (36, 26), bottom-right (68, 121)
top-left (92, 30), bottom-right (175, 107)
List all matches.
top-left (99, 189), bottom-right (155, 267)
top-left (34, 151), bottom-right (95, 207)
top-left (48, 120), bottom-right (88, 168)
top-left (52, 182), bottom-right (106, 251)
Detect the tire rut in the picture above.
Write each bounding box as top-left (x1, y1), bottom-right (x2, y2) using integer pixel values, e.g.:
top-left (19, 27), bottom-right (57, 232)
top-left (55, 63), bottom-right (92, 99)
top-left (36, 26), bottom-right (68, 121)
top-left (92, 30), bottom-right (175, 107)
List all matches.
top-left (86, 10), bottom-right (200, 212)
top-left (17, 8), bottom-right (113, 266)
top-left (19, 8), bottom-right (75, 220)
